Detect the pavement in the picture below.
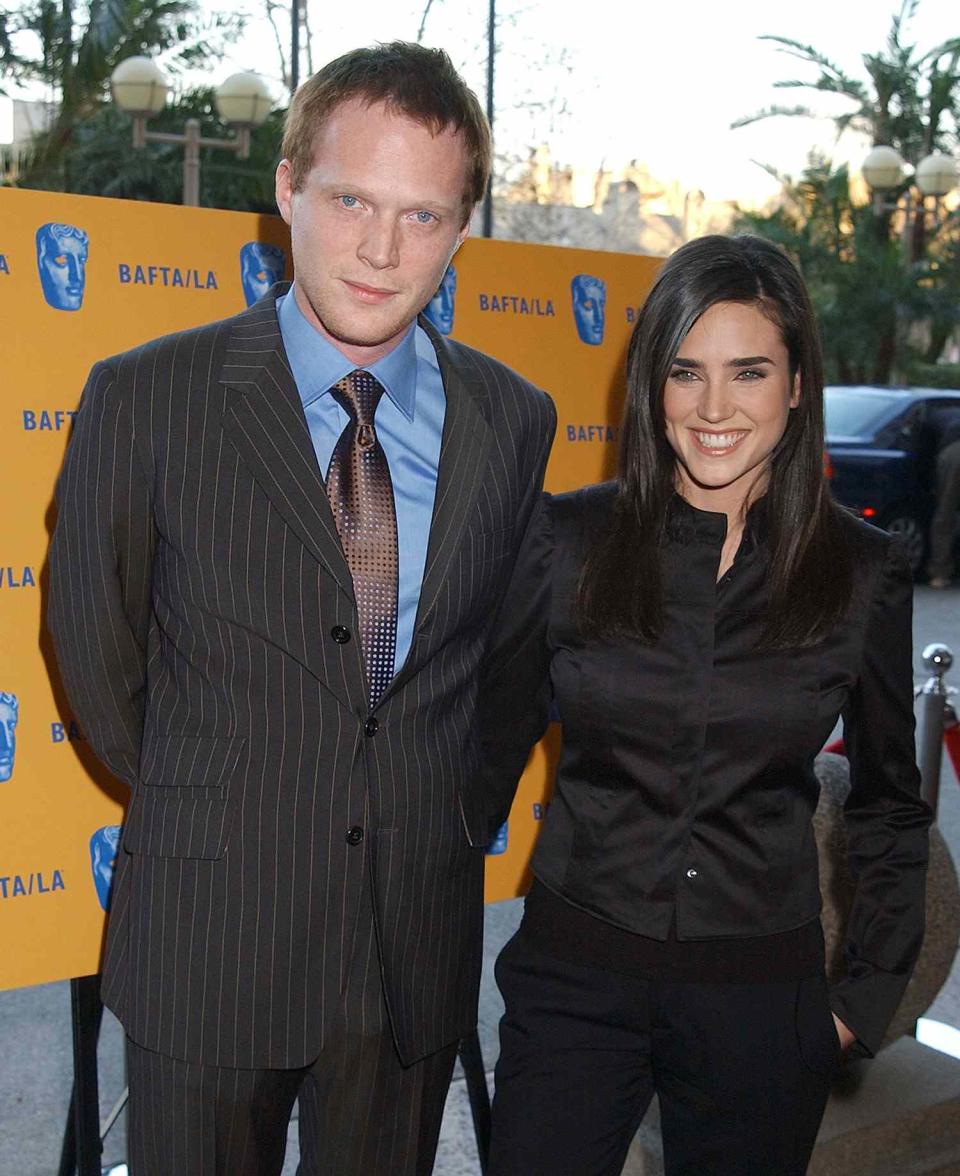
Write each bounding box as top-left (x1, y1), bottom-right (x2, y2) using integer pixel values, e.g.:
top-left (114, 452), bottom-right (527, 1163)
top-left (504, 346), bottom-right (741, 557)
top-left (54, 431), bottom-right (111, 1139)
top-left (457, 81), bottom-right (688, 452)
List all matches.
top-left (1, 584), bottom-right (958, 1176)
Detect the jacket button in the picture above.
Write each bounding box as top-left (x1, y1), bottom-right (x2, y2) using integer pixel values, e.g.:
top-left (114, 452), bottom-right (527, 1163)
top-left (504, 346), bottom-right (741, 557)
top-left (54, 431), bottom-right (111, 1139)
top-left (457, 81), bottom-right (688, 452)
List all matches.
top-left (686, 867), bottom-right (699, 879)
top-left (346, 826), bottom-right (364, 846)
top-left (364, 717), bottom-right (379, 737)
top-left (331, 625), bottom-right (350, 644)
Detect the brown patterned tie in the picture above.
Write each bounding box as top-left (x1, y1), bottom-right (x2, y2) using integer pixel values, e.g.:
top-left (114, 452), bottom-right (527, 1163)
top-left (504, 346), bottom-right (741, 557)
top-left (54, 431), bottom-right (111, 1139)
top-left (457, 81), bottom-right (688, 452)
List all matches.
top-left (325, 370), bottom-right (399, 709)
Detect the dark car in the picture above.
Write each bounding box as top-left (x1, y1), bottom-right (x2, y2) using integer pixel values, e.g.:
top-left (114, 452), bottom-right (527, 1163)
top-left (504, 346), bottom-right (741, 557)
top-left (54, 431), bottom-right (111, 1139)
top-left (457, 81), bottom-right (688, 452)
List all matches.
top-left (825, 385), bottom-right (960, 575)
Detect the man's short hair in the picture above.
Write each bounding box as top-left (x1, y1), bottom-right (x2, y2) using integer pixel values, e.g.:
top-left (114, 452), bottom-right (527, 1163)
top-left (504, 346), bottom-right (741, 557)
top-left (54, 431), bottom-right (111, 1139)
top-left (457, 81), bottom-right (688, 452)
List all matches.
top-left (281, 41), bottom-right (491, 222)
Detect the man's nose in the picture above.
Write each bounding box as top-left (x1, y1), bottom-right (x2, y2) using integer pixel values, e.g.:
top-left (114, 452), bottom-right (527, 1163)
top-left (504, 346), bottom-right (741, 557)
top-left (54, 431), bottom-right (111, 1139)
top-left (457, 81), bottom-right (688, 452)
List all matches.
top-left (358, 217), bottom-right (400, 270)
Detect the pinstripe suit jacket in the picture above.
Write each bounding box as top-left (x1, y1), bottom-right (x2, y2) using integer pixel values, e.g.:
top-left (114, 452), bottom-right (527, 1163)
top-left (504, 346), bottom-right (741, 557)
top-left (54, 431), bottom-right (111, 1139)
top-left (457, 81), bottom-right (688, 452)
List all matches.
top-left (48, 286), bottom-right (556, 1068)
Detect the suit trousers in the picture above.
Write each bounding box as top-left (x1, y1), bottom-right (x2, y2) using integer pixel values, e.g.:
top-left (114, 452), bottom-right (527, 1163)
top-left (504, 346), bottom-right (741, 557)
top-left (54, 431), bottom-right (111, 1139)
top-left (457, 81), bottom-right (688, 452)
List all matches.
top-left (126, 867), bottom-right (458, 1176)
top-left (488, 929), bottom-right (839, 1176)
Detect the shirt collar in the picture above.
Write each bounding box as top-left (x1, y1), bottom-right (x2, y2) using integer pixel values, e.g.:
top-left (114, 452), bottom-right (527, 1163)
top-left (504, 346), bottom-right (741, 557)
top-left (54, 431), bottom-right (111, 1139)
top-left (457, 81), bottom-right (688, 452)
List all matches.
top-left (278, 286), bottom-right (418, 421)
top-left (665, 492), bottom-right (769, 551)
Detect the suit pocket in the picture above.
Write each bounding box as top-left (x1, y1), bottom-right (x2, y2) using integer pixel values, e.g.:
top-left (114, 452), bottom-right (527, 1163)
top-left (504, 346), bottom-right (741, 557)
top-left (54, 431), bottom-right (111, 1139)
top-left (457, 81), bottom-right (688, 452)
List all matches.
top-left (122, 734), bottom-right (245, 859)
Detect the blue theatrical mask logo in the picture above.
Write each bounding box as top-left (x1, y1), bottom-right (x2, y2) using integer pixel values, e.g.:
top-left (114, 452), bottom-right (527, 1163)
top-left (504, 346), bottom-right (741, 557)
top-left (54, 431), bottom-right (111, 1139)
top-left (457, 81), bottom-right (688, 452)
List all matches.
top-left (0, 692), bottom-right (18, 782)
top-left (486, 820), bottom-right (508, 856)
top-left (89, 825), bottom-right (122, 911)
top-left (571, 273), bottom-right (606, 346)
top-left (424, 263), bottom-right (457, 336)
top-left (35, 223), bottom-right (89, 311)
top-left (240, 242), bottom-right (286, 307)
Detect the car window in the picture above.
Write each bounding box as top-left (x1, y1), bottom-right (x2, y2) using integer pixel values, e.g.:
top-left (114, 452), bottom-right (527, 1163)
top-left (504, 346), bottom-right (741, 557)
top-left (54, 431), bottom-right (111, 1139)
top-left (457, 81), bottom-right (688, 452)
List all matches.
top-left (824, 389), bottom-right (901, 437)
top-left (876, 403), bottom-right (923, 450)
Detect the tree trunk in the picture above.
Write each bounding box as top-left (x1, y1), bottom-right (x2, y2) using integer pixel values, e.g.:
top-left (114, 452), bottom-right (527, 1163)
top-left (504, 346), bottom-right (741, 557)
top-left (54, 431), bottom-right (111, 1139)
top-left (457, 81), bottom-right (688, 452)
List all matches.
top-left (873, 330), bottom-right (896, 385)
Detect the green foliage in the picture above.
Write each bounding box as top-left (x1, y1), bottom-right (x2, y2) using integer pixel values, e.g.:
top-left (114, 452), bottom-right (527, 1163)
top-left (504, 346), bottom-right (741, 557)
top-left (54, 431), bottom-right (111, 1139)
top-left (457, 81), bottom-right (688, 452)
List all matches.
top-left (905, 361), bottom-right (960, 388)
top-left (735, 160), bottom-right (922, 384)
top-left (733, 1), bottom-right (960, 162)
top-left (735, 2), bottom-right (960, 381)
top-left (1, 0), bottom-right (245, 188)
top-left (18, 88), bottom-right (285, 211)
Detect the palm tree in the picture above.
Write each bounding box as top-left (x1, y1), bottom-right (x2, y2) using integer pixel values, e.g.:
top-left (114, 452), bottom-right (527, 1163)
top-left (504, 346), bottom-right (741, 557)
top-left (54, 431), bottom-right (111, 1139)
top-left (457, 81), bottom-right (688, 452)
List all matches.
top-left (1, 0), bottom-right (244, 188)
top-left (734, 1), bottom-right (960, 383)
top-left (733, 0), bottom-right (960, 165)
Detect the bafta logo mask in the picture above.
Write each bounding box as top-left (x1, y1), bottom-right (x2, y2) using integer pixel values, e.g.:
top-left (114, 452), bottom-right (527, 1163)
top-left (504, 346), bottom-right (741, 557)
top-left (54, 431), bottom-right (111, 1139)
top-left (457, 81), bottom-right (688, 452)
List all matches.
top-left (36, 223), bottom-right (89, 311)
top-left (571, 273), bottom-right (606, 346)
top-left (424, 263), bottom-right (457, 336)
top-left (240, 242), bottom-right (286, 307)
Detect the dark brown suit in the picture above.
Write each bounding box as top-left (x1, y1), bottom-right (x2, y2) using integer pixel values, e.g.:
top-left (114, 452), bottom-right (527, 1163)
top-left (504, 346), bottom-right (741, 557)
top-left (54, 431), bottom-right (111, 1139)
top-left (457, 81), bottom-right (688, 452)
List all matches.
top-left (48, 287), bottom-right (554, 1168)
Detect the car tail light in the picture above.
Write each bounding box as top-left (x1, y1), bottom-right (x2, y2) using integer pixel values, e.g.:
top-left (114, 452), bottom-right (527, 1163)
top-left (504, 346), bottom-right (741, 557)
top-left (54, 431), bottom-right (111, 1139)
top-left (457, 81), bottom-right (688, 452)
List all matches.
top-left (823, 450), bottom-right (833, 479)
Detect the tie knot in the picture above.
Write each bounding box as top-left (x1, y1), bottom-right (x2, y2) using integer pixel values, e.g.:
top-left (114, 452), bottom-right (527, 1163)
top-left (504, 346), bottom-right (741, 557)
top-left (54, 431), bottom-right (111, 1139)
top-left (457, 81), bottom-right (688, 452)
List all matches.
top-left (332, 369), bottom-right (385, 427)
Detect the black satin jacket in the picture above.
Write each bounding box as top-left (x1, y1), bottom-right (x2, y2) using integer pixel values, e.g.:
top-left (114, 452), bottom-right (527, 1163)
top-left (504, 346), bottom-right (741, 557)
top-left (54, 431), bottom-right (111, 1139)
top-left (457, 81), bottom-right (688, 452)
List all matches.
top-left (481, 483), bottom-right (931, 1055)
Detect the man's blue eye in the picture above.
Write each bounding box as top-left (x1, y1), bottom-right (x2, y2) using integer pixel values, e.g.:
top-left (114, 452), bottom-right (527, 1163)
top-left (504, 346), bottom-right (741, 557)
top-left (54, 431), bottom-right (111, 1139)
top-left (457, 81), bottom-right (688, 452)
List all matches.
top-left (340, 196), bottom-right (358, 208)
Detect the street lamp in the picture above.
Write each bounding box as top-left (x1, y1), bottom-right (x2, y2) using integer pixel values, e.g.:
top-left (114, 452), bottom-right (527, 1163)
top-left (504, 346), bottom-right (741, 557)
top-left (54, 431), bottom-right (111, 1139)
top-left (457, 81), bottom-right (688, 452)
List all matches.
top-left (862, 145), bottom-right (959, 260)
top-left (110, 57), bottom-right (273, 206)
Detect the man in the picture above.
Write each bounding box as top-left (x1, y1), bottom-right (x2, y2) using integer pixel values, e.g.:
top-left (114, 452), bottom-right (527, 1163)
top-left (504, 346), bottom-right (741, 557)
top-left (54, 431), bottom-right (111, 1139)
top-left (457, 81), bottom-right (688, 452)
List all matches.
top-left (48, 42), bottom-right (555, 1175)
top-left (926, 402), bottom-right (960, 588)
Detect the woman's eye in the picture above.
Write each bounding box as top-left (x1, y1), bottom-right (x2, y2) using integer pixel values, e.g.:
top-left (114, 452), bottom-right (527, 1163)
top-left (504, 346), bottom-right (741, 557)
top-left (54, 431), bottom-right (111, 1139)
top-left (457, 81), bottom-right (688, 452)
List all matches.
top-left (736, 368), bottom-right (765, 380)
top-left (669, 368), bottom-right (696, 381)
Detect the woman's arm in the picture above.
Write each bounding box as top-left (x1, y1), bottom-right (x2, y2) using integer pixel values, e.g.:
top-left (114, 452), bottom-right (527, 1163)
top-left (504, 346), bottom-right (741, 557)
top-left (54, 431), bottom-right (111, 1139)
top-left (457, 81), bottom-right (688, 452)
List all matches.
top-left (478, 493), bottom-right (555, 839)
top-left (833, 539), bottom-right (933, 1056)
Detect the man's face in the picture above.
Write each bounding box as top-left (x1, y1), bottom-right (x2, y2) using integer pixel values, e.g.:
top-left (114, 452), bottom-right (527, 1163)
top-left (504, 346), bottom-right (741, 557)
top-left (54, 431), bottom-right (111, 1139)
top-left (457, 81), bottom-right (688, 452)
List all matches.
top-left (0, 696), bottom-right (18, 783)
top-left (37, 228), bottom-right (88, 311)
top-left (276, 99), bottom-right (471, 365)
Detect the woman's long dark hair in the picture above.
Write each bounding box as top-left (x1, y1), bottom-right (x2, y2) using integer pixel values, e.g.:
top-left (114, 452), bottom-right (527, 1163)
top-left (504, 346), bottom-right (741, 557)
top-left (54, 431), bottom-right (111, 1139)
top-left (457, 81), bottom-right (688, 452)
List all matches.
top-left (577, 234), bottom-right (852, 649)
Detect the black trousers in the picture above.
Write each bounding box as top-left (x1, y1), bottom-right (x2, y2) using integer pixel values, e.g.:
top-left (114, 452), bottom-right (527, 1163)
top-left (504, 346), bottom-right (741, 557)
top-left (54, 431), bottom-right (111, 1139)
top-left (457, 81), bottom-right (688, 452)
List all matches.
top-left (489, 929), bottom-right (840, 1176)
top-left (125, 878), bottom-right (458, 1176)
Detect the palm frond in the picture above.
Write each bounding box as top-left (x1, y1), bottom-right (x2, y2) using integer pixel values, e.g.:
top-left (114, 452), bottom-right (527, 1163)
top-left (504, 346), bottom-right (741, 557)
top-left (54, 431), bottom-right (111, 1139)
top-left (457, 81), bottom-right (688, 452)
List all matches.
top-left (731, 104), bottom-right (815, 129)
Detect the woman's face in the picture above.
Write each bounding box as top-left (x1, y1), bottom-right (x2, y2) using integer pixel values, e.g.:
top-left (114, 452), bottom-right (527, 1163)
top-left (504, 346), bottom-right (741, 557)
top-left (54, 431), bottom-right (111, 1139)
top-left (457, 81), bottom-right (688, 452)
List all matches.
top-left (662, 300), bottom-right (799, 516)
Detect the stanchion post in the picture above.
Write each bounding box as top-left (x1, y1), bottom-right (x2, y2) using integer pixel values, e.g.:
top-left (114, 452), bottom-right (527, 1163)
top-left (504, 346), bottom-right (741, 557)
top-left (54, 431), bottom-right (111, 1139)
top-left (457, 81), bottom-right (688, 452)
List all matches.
top-left (917, 642), bottom-right (954, 817)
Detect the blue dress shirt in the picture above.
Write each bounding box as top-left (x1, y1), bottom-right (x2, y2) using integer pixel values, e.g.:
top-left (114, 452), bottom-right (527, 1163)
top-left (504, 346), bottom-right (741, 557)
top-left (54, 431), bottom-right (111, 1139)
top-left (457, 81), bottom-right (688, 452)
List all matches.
top-left (277, 289), bottom-right (445, 678)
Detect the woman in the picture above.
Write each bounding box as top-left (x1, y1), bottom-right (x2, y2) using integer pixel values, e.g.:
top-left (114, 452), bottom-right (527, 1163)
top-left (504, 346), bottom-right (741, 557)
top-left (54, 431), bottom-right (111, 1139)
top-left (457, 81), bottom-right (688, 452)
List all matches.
top-left (483, 235), bottom-right (931, 1176)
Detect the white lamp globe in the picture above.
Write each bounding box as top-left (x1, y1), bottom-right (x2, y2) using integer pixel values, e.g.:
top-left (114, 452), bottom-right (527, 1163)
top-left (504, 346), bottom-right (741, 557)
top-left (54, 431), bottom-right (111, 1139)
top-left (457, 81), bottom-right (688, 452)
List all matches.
top-left (916, 152), bottom-right (958, 198)
top-left (862, 145), bottom-right (906, 192)
top-left (111, 56), bottom-right (169, 115)
top-left (215, 72), bottom-right (272, 127)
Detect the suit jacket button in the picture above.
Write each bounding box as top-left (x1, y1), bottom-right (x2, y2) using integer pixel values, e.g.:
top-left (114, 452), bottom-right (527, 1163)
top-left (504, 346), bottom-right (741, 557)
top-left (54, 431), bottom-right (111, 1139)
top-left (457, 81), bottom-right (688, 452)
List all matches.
top-left (346, 826), bottom-right (364, 846)
top-left (364, 717), bottom-right (379, 736)
top-left (331, 625), bottom-right (350, 644)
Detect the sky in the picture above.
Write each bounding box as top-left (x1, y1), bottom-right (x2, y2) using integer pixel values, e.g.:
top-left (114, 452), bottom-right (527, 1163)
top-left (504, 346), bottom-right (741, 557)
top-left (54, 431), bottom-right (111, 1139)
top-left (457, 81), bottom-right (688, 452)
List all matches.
top-left (3, 0), bottom-right (958, 208)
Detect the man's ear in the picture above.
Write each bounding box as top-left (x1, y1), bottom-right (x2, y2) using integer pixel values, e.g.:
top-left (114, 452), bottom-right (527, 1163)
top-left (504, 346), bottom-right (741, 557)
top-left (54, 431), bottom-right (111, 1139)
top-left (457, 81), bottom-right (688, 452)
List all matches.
top-left (454, 209), bottom-right (473, 250)
top-left (275, 159), bottom-right (294, 225)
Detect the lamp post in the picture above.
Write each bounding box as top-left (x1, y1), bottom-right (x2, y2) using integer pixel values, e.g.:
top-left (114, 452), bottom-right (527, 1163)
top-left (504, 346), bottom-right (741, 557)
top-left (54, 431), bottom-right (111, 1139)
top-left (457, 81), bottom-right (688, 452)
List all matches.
top-left (862, 144), bottom-right (959, 261)
top-left (110, 57), bottom-right (273, 207)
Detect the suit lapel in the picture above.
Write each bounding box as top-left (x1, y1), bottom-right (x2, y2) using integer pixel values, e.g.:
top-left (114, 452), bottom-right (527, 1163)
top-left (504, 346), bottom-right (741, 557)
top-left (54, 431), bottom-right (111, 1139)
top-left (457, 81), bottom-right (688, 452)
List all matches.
top-left (386, 318), bottom-right (493, 699)
top-left (218, 289), bottom-right (354, 599)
